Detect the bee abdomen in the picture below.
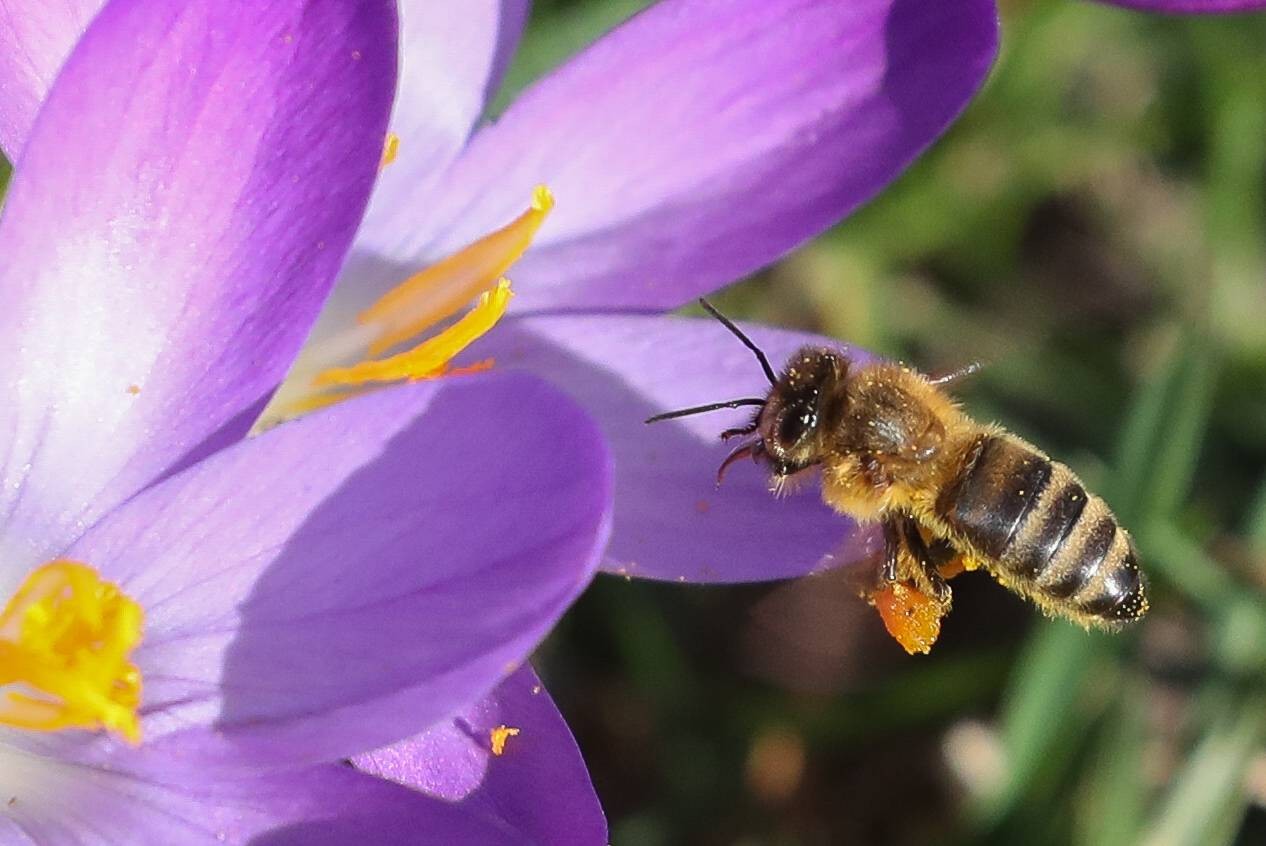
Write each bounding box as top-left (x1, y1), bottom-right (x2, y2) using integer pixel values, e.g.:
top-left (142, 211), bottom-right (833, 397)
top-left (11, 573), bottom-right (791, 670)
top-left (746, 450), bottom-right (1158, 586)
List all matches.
top-left (936, 434), bottom-right (1147, 624)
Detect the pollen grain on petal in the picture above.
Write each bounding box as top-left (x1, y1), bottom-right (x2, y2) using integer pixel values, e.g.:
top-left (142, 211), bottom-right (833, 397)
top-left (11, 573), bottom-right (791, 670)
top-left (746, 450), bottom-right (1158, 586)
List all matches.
top-left (380, 132), bottom-right (400, 169)
top-left (490, 724), bottom-right (520, 756)
top-left (359, 187), bottom-right (553, 356)
top-left (0, 561), bottom-right (143, 743)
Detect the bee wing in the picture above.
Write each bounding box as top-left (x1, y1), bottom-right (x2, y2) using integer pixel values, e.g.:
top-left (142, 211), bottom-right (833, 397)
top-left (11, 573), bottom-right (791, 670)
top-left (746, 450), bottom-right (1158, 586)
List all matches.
top-left (742, 525), bottom-right (897, 690)
top-left (814, 523), bottom-right (886, 591)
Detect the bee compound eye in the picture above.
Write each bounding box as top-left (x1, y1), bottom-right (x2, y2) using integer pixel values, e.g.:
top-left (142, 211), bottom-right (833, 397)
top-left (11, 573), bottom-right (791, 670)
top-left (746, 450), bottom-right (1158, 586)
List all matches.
top-left (777, 408), bottom-right (815, 446)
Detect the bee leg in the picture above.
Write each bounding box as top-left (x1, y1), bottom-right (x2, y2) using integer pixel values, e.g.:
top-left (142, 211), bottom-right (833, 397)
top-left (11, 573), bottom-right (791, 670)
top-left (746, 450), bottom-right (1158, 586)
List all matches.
top-left (860, 454), bottom-right (893, 491)
top-left (899, 517), bottom-right (951, 606)
top-left (720, 421), bottom-right (759, 441)
top-left (881, 518), bottom-right (901, 584)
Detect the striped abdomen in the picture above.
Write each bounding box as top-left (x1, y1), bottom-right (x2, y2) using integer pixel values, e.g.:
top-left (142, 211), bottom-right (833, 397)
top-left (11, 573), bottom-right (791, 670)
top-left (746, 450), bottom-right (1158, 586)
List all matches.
top-left (935, 433), bottom-right (1147, 626)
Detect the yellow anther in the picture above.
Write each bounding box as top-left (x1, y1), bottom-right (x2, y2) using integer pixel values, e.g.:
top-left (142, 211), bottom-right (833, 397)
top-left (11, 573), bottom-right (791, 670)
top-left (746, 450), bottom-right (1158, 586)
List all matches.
top-left (0, 561), bottom-right (143, 743)
top-left (360, 186), bottom-right (553, 356)
top-left (490, 724), bottom-right (520, 756)
top-left (380, 132), bottom-right (400, 169)
top-left (316, 279), bottom-right (513, 387)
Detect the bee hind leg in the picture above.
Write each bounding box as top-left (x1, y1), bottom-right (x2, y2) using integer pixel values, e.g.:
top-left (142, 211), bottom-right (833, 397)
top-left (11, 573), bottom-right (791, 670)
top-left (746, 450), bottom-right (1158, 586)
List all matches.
top-left (897, 516), bottom-right (952, 607)
top-left (881, 518), bottom-right (901, 583)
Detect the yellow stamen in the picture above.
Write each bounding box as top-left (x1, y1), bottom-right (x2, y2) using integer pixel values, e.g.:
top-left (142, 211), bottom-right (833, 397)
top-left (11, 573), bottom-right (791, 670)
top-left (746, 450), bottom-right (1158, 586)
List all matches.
top-left (262, 187), bottom-right (553, 427)
top-left (490, 724), bottom-right (520, 756)
top-left (380, 132), bottom-right (400, 169)
top-left (360, 185), bottom-right (553, 356)
top-left (0, 561), bottom-right (143, 743)
top-left (316, 279), bottom-right (513, 387)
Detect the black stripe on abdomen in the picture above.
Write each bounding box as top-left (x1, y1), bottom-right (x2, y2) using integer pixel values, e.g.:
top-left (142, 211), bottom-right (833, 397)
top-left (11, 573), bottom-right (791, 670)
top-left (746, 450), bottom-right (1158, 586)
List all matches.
top-left (936, 434), bottom-right (1052, 561)
top-left (1038, 516), bottom-right (1115, 598)
top-left (1012, 481), bottom-right (1086, 579)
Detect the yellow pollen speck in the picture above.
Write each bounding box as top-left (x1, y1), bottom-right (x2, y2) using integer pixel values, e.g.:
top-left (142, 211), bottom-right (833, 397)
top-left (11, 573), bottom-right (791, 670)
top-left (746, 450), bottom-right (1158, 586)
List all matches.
top-left (380, 132), bottom-right (399, 169)
top-left (315, 279), bottom-right (513, 387)
top-left (0, 561), bottom-right (143, 743)
top-left (126, 384), bottom-right (141, 395)
top-left (490, 724), bottom-right (520, 756)
top-left (359, 185), bottom-right (554, 356)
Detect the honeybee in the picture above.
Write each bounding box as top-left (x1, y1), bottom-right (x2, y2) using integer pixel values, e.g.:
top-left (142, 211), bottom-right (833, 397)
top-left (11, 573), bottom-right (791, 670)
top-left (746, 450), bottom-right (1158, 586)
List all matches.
top-left (648, 301), bottom-right (1148, 653)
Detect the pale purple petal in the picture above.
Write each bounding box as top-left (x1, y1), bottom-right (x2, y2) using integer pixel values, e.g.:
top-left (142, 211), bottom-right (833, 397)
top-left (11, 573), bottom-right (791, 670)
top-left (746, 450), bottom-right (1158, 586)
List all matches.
top-left (0, 0), bottom-right (99, 159)
top-left (338, 0), bottom-right (998, 316)
top-left (354, 0), bottom-right (528, 240)
top-left (314, 0), bottom-right (530, 340)
top-left (462, 314), bottom-right (867, 583)
top-left (355, 665), bottom-right (606, 846)
top-left (0, 751), bottom-right (527, 845)
top-left (0, 0), bottom-right (396, 570)
top-left (1098, 0), bottom-right (1266, 11)
top-left (58, 372), bottom-right (611, 773)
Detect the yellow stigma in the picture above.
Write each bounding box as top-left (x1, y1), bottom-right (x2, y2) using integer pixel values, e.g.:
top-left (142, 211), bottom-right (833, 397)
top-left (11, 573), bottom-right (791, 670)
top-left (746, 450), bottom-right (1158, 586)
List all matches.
top-left (0, 561), bottom-right (142, 743)
top-left (380, 132), bottom-right (400, 169)
top-left (315, 279), bottom-right (513, 387)
top-left (359, 184), bottom-right (552, 356)
top-left (489, 724), bottom-right (520, 756)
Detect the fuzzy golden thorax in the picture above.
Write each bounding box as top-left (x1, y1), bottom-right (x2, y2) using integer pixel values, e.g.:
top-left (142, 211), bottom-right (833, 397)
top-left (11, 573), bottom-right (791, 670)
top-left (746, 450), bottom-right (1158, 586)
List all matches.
top-left (812, 361), bottom-right (978, 521)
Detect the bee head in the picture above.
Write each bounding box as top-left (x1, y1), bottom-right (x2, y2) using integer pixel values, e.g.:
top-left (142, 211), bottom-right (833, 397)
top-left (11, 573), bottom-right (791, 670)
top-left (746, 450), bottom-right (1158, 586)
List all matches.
top-left (755, 347), bottom-right (846, 477)
top-left (644, 301), bottom-right (851, 487)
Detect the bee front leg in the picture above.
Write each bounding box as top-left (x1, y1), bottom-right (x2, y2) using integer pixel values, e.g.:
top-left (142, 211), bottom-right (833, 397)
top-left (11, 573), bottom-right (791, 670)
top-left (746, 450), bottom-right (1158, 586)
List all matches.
top-left (720, 420), bottom-right (759, 441)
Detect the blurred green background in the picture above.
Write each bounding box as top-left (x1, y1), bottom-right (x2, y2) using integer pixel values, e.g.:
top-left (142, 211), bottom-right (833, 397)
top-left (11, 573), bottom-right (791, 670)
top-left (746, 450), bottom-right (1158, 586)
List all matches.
top-left (511, 1), bottom-right (1266, 844)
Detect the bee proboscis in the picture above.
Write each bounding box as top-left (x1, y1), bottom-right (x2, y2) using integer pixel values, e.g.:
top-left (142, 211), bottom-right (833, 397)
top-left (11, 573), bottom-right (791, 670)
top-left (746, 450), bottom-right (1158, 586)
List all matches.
top-left (648, 301), bottom-right (1148, 652)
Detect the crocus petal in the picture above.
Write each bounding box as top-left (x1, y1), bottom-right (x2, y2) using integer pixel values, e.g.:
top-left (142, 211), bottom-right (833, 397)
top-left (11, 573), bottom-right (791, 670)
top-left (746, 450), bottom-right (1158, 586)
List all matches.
top-left (0, 0), bottom-right (396, 569)
top-left (0, 1), bottom-right (98, 159)
top-left (460, 313), bottom-right (867, 583)
top-left (315, 0), bottom-right (529, 338)
top-left (353, 0), bottom-right (528, 243)
top-left (339, 0), bottom-right (998, 315)
top-left (355, 665), bottom-right (607, 846)
top-left (59, 372), bottom-right (611, 772)
top-left (0, 750), bottom-right (528, 845)
top-left (1098, 0), bottom-right (1266, 11)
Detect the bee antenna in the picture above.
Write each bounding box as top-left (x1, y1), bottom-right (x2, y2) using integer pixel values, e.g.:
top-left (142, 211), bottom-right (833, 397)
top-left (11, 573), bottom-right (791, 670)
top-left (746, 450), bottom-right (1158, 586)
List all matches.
top-left (645, 397), bottom-right (766, 424)
top-left (698, 298), bottom-right (778, 386)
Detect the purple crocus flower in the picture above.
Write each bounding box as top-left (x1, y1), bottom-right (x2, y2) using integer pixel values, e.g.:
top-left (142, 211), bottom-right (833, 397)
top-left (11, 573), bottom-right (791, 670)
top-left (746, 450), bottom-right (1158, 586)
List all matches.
top-left (6, 0), bottom-right (1250, 842)
top-left (0, 0), bottom-right (612, 842)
